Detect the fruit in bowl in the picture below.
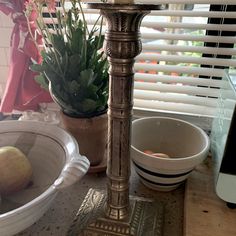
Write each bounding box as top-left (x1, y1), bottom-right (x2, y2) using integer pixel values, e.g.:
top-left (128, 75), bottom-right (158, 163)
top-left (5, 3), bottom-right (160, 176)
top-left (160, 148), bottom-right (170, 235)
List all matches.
top-left (131, 117), bottom-right (210, 191)
top-left (0, 146), bottom-right (32, 196)
top-left (0, 121), bottom-right (90, 236)
top-left (143, 150), bottom-right (170, 158)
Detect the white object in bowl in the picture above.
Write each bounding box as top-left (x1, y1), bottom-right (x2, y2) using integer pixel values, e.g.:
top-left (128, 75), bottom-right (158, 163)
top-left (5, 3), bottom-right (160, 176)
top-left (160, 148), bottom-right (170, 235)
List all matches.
top-left (0, 121), bottom-right (90, 236)
top-left (131, 117), bottom-right (210, 191)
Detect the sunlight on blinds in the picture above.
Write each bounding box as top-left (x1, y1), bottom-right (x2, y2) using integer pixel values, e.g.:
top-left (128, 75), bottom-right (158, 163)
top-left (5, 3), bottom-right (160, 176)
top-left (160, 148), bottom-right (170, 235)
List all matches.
top-left (44, 1), bottom-right (236, 117)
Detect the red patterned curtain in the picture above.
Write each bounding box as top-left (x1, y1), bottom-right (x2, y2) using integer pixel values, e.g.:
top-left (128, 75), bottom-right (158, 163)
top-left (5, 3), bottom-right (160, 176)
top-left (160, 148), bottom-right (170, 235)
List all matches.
top-left (0, 0), bottom-right (52, 113)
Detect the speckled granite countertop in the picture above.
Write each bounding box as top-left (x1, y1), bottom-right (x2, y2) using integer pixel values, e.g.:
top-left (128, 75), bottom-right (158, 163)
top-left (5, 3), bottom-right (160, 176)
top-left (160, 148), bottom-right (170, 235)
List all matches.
top-left (15, 164), bottom-right (184, 236)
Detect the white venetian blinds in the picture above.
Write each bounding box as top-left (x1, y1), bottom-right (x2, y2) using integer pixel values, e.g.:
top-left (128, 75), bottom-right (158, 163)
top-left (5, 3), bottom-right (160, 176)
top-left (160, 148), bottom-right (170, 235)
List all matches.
top-left (48, 1), bottom-right (236, 117)
top-left (133, 1), bottom-right (236, 117)
top-left (83, 1), bottom-right (236, 117)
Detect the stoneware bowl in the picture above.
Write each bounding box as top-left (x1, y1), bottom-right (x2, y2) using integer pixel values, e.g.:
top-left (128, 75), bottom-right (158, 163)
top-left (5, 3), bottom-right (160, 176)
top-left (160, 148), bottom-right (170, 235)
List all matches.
top-left (0, 120), bottom-right (90, 236)
top-left (131, 117), bottom-right (210, 191)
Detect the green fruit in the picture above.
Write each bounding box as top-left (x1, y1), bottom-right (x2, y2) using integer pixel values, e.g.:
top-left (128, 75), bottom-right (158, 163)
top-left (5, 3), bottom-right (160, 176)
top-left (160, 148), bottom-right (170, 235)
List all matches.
top-left (0, 146), bottom-right (32, 195)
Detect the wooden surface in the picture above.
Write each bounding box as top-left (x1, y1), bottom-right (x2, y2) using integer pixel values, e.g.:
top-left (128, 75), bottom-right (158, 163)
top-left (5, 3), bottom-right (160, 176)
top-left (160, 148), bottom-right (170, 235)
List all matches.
top-left (184, 157), bottom-right (236, 236)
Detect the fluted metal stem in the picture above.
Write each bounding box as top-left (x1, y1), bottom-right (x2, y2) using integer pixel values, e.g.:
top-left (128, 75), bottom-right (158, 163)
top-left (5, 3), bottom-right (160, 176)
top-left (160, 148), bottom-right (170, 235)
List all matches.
top-left (98, 6), bottom-right (150, 220)
top-left (86, 1), bottom-right (164, 221)
top-left (68, 4), bottom-right (166, 235)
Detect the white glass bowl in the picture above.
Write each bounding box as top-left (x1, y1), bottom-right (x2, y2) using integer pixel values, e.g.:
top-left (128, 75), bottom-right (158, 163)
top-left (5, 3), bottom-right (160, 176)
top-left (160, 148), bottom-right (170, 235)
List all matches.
top-left (0, 121), bottom-right (90, 236)
top-left (131, 117), bottom-right (210, 191)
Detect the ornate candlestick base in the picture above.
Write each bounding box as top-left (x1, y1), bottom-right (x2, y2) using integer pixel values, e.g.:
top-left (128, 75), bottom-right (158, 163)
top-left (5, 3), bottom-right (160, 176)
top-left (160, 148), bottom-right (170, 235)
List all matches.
top-left (68, 3), bottom-right (166, 235)
top-left (68, 189), bottom-right (164, 236)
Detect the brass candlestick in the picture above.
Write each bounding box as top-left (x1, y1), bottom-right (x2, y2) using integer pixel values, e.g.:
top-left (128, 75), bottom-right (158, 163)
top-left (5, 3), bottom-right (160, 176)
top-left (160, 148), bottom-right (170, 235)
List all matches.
top-left (68, 3), bottom-right (165, 236)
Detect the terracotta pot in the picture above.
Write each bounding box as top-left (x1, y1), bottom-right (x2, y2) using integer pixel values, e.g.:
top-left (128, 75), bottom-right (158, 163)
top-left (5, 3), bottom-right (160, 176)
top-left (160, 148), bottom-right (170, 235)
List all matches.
top-left (60, 111), bottom-right (108, 166)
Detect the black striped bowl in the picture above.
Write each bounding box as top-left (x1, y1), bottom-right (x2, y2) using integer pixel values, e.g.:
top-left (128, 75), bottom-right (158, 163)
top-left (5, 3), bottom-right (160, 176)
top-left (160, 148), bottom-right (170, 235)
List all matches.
top-left (131, 117), bottom-right (210, 191)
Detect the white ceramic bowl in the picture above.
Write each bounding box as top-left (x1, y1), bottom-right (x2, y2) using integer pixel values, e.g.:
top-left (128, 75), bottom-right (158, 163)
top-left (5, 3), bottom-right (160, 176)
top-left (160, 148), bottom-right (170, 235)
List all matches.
top-left (131, 117), bottom-right (210, 191)
top-left (0, 120), bottom-right (90, 236)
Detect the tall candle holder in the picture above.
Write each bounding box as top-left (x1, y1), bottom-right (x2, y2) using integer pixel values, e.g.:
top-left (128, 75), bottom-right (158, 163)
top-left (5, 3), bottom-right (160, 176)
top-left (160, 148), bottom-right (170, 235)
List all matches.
top-left (68, 3), bottom-right (165, 236)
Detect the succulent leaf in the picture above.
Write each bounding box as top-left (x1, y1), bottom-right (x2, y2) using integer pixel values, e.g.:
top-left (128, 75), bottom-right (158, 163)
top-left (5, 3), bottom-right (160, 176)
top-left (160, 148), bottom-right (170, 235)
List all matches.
top-left (29, 1), bottom-right (109, 118)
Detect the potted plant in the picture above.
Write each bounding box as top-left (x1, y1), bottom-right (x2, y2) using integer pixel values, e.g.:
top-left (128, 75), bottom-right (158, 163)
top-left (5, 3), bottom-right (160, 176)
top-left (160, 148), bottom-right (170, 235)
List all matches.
top-left (26, 0), bottom-right (109, 168)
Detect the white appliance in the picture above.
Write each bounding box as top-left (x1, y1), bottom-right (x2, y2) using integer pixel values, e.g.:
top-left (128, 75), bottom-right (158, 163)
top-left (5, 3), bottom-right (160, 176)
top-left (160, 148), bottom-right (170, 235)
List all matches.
top-left (211, 72), bottom-right (236, 206)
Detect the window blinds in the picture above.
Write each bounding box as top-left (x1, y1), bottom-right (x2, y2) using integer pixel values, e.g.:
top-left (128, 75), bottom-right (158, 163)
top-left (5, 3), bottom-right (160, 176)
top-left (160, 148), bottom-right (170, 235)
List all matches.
top-left (44, 1), bottom-right (236, 118)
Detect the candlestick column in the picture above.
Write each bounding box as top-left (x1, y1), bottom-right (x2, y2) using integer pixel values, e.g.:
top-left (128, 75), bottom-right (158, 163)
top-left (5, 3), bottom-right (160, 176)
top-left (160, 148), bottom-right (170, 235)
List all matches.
top-left (67, 4), bottom-right (165, 236)
top-left (100, 8), bottom-right (148, 220)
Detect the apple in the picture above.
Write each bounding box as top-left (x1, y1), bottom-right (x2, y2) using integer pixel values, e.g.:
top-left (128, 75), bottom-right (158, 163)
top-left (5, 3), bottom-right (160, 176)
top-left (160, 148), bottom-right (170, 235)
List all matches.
top-left (0, 146), bottom-right (32, 195)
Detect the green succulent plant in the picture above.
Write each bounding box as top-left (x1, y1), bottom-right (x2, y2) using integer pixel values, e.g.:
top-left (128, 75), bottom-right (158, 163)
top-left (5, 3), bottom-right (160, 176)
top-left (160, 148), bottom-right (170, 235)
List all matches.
top-left (28, 0), bottom-right (109, 118)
